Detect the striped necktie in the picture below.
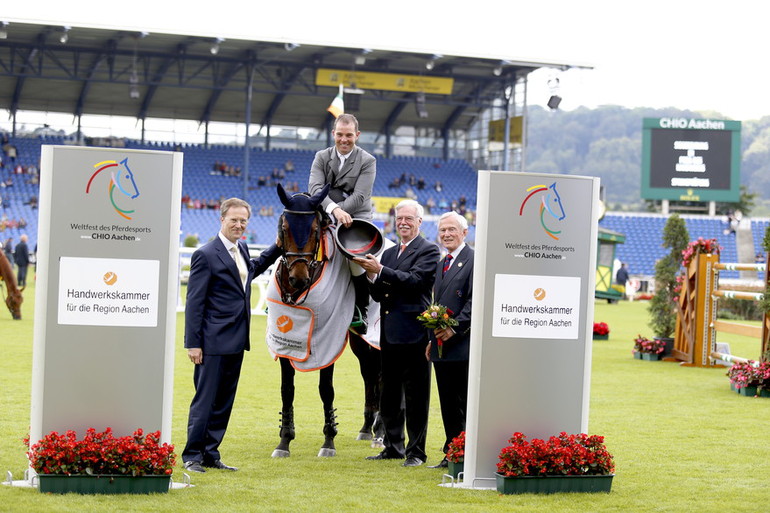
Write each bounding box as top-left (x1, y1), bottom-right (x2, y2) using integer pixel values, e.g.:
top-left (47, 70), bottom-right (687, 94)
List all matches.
top-left (443, 254), bottom-right (453, 276)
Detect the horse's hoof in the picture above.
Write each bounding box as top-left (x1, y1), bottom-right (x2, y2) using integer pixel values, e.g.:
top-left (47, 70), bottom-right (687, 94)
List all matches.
top-left (271, 449), bottom-right (290, 458)
top-left (317, 447), bottom-right (336, 458)
top-left (356, 432), bottom-right (373, 441)
top-left (371, 437), bottom-right (384, 449)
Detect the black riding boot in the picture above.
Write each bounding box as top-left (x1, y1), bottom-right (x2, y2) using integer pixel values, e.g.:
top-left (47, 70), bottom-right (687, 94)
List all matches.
top-left (351, 273), bottom-right (369, 334)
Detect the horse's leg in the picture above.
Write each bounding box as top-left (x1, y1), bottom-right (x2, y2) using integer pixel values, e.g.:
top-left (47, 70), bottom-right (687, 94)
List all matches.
top-left (317, 364), bottom-right (337, 457)
top-left (349, 332), bottom-right (377, 440)
top-left (272, 357), bottom-right (296, 458)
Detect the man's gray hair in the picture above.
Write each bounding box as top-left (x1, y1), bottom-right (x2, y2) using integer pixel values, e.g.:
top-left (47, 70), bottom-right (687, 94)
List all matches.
top-left (220, 197), bottom-right (252, 219)
top-left (438, 211), bottom-right (468, 230)
top-left (395, 199), bottom-right (424, 219)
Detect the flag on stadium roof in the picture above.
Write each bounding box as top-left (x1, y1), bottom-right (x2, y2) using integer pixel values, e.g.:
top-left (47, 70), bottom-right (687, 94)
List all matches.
top-left (327, 83), bottom-right (344, 118)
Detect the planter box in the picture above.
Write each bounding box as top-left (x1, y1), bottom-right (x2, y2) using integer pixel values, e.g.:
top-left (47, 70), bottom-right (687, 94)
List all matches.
top-left (447, 460), bottom-right (464, 479)
top-left (496, 473), bottom-right (613, 494)
top-left (736, 386), bottom-right (770, 398)
top-left (633, 351), bottom-right (643, 359)
top-left (641, 352), bottom-right (661, 361)
top-left (592, 334), bottom-right (609, 340)
top-left (38, 474), bottom-right (171, 494)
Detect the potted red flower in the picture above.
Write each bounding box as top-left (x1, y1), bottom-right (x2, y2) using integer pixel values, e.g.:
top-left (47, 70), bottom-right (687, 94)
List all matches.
top-left (727, 361), bottom-right (770, 397)
top-left (632, 335), bottom-right (666, 361)
top-left (592, 322), bottom-right (610, 340)
top-left (445, 431), bottom-right (465, 478)
top-left (496, 432), bottom-right (614, 494)
top-left (26, 427), bottom-right (176, 494)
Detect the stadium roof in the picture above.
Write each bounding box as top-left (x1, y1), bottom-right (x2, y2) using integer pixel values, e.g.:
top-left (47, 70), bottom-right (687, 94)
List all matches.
top-left (0, 21), bottom-right (590, 139)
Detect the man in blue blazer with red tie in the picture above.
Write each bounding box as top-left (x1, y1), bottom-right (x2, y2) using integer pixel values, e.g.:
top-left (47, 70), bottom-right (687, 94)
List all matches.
top-left (182, 198), bottom-right (281, 473)
top-left (426, 211), bottom-right (474, 469)
top-left (354, 199), bottom-right (440, 467)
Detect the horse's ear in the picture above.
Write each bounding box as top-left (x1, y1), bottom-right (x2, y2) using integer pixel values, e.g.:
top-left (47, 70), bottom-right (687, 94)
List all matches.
top-left (308, 184), bottom-right (330, 209)
top-left (277, 183), bottom-right (290, 207)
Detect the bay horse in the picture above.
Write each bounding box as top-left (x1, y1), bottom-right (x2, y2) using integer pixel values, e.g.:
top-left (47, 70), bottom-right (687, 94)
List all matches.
top-left (265, 183), bottom-right (355, 458)
top-left (0, 249), bottom-right (24, 320)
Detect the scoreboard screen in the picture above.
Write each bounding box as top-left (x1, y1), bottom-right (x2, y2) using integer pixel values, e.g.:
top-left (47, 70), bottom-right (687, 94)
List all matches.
top-left (641, 118), bottom-right (741, 202)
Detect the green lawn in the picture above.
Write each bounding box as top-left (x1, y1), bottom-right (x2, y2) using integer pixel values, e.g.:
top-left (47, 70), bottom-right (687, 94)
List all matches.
top-left (2, 285), bottom-right (769, 512)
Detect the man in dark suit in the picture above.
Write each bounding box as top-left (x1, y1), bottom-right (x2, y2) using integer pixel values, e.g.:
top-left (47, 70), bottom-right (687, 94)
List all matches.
top-left (182, 198), bottom-right (281, 473)
top-left (13, 234), bottom-right (30, 287)
top-left (309, 113), bottom-right (376, 332)
top-left (354, 199), bottom-right (440, 467)
top-left (426, 211), bottom-right (474, 469)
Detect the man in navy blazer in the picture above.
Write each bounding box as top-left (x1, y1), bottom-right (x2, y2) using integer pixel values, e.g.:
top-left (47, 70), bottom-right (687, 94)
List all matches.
top-left (355, 199), bottom-right (440, 467)
top-left (182, 198), bottom-right (281, 473)
top-left (426, 211), bottom-right (474, 469)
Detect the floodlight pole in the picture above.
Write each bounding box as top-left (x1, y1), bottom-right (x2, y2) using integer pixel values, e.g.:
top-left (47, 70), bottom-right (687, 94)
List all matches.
top-left (243, 63), bottom-right (255, 199)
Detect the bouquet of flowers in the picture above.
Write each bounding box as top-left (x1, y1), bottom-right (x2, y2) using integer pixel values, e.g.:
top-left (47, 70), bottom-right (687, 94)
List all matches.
top-left (26, 427), bottom-right (176, 476)
top-left (593, 322), bottom-right (610, 336)
top-left (417, 301), bottom-right (459, 358)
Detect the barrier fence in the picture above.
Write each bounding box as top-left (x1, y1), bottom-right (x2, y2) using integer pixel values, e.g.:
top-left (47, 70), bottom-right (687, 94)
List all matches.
top-left (673, 253), bottom-right (770, 367)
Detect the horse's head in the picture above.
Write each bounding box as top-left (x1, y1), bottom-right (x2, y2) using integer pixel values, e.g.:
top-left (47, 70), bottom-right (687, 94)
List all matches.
top-left (5, 286), bottom-right (23, 320)
top-left (543, 182), bottom-right (566, 221)
top-left (116, 157), bottom-right (140, 199)
top-left (277, 183), bottom-right (330, 293)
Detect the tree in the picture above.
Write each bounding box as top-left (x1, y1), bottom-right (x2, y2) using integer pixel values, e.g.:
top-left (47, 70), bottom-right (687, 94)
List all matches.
top-left (648, 214), bottom-right (689, 338)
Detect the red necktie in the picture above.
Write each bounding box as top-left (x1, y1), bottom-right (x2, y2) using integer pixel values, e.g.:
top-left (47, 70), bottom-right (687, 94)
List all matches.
top-left (443, 254), bottom-right (453, 275)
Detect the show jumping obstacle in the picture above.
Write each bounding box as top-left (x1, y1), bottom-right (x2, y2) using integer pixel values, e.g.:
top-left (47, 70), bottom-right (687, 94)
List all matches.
top-left (673, 252), bottom-right (769, 367)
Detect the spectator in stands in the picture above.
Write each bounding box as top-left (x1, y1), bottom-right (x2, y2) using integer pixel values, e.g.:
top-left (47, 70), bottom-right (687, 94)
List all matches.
top-left (388, 176), bottom-right (401, 189)
top-left (3, 237), bottom-right (14, 265)
top-left (426, 197), bottom-right (436, 214)
top-left (257, 176), bottom-right (267, 187)
top-left (18, 217), bottom-right (27, 229)
top-left (284, 159), bottom-right (295, 173)
top-left (405, 187), bottom-right (417, 201)
top-left (434, 181), bottom-right (443, 192)
top-left (308, 113), bottom-right (376, 333)
top-left (28, 195), bottom-right (38, 209)
top-left (417, 177), bottom-right (425, 190)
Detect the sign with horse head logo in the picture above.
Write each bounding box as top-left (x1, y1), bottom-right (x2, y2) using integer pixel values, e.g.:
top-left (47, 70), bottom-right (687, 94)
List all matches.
top-left (85, 158), bottom-right (141, 220)
top-left (518, 182), bottom-right (566, 240)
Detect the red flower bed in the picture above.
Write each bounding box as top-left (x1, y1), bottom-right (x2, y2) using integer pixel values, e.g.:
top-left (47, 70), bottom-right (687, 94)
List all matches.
top-left (497, 432), bottom-right (614, 477)
top-left (27, 427), bottom-right (176, 476)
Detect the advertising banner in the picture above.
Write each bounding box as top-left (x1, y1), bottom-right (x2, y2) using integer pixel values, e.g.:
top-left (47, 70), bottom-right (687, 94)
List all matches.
top-left (461, 171), bottom-right (599, 489)
top-left (30, 146), bottom-right (183, 445)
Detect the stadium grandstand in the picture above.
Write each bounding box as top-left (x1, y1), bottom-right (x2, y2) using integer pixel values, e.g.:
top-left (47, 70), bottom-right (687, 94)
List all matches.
top-left (1, 21), bottom-right (763, 288)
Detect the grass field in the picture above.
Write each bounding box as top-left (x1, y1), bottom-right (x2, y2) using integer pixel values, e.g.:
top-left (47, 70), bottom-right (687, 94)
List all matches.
top-left (2, 283), bottom-right (770, 512)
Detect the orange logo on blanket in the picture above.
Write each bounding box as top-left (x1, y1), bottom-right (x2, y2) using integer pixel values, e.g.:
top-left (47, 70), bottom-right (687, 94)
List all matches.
top-left (276, 315), bottom-right (293, 333)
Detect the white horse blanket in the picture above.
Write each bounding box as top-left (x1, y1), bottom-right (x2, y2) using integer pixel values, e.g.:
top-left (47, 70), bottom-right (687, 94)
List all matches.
top-left (266, 230), bottom-right (354, 371)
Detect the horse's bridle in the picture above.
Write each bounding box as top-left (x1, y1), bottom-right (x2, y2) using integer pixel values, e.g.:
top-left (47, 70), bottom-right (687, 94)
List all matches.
top-left (277, 207), bottom-right (324, 305)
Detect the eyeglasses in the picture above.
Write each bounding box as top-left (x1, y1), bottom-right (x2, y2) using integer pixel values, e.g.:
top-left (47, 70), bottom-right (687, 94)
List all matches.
top-left (395, 216), bottom-right (417, 223)
top-left (225, 217), bottom-right (249, 226)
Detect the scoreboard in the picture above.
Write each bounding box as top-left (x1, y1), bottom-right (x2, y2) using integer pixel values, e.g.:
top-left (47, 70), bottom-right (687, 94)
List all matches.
top-left (641, 117), bottom-right (741, 202)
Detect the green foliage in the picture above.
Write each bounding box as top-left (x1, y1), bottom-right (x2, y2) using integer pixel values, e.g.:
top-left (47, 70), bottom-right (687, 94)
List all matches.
top-left (648, 214), bottom-right (689, 338)
top-left (183, 234), bottom-right (199, 247)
